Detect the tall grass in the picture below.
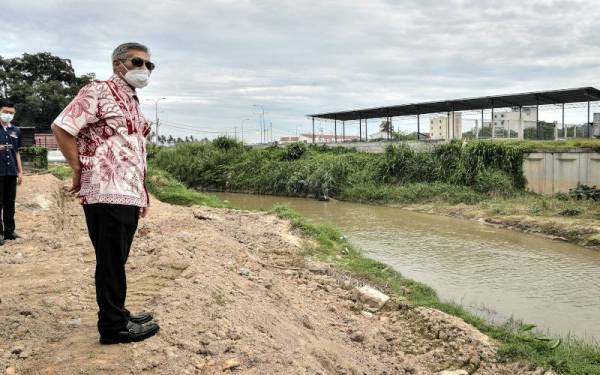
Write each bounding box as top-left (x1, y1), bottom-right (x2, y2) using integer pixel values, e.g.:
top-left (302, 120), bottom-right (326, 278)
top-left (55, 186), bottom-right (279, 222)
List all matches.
top-left (151, 138), bottom-right (530, 203)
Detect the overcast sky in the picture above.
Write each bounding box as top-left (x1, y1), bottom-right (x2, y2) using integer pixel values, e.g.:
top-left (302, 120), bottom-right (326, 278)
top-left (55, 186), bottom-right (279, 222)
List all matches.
top-left (2, 0), bottom-right (600, 142)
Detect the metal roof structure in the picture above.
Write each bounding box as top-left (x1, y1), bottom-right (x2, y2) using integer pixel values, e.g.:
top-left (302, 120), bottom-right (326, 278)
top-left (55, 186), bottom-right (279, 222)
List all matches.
top-left (309, 87), bottom-right (600, 121)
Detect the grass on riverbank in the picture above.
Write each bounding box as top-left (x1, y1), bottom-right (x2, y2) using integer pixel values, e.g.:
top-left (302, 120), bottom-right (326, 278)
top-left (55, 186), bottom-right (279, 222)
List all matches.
top-left (271, 204), bottom-right (600, 374)
top-left (149, 138), bottom-right (600, 214)
top-left (150, 139), bottom-right (528, 201)
top-left (149, 138), bottom-right (600, 248)
top-left (498, 139), bottom-right (600, 152)
top-left (146, 163), bottom-right (227, 208)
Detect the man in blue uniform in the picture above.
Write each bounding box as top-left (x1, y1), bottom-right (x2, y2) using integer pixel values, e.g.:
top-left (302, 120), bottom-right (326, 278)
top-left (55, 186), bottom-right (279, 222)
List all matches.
top-left (0, 100), bottom-right (23, 245)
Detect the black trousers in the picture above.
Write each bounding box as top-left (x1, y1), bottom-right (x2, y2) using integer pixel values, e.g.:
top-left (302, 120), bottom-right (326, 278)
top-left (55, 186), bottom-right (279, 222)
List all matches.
top-left (0, 175), bottom-right (17, 236)
top-left (83, 203), bottom-right (139, 335)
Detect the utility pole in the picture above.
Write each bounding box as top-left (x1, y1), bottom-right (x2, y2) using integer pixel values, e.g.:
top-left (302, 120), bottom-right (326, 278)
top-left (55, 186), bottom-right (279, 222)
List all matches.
top-left (146, 97), bottom-right (166, 144)
top-left (240, 118), bottom-right (250, 144)
top-left (253, 104), bottom-right (265, 144)
top-left (270, 122), bottom-right (273, 143)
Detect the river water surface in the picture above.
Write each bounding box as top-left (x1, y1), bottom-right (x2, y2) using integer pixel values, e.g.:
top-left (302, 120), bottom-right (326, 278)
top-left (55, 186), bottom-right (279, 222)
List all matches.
top-left (214, 192), bottom-right (600, 340)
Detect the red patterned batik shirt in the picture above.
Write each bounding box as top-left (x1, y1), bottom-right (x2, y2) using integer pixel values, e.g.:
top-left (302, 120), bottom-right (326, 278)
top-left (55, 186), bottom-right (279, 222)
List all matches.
top-left (54, 75), bottom-right (151, 207)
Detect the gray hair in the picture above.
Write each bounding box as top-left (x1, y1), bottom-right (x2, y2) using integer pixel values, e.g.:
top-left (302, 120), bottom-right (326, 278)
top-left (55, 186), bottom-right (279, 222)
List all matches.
top-left (111, 42), bottom-right (150, 62)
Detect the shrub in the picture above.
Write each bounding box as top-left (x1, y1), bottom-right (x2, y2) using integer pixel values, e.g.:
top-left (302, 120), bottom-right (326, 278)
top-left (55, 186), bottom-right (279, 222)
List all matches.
top-left (212, 136), bottom-right (241, 150)
top-left (20, 146), bottom-right (48, 170)
top-left (553, 192), bottom-right (570, 201)
top-left (281, 142), bottom-right (308, 161)
top-left (474, 169), bottom-right (515, 197)
top-left (559, 208), bottom-right (582, 217)
top-left (569, 185), bottom-right (600, 201)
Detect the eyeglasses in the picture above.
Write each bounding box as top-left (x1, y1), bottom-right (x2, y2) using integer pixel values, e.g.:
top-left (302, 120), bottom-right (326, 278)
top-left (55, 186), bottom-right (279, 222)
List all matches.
top-left (124, 57), bottom-right (156, 71)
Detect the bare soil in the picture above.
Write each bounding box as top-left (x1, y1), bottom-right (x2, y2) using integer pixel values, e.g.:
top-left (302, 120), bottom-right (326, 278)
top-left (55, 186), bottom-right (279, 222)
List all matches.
top-left (1, 174), bottom-right (543, 374)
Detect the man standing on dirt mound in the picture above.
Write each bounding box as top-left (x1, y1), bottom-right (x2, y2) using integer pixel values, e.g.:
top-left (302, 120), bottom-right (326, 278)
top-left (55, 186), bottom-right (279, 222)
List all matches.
top-left (52, 42), bottom-right (160, 344)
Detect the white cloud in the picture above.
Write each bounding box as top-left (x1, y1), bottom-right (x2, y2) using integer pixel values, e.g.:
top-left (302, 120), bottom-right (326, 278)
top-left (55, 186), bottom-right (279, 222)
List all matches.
top-left (2, 0), bottom-right (600, 140)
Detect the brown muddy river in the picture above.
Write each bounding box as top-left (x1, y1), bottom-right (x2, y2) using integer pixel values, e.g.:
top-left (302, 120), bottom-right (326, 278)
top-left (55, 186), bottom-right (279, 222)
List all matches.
top-left (214, 192), bottom-right (600, 340)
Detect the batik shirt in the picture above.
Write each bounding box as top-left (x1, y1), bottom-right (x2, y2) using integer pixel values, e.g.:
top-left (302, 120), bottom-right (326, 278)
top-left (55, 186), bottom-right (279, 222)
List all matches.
top-left (54, 75), bottom-right (150, 207)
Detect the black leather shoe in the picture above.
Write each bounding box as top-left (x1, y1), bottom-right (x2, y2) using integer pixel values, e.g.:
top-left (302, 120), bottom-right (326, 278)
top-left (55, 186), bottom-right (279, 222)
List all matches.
top-left (128, 312), bottom-right (153, 324)
top-left (0, 236), bottom-right (4, 246)
top-left (4, 232), bottom-right (20, 240)
top-left (99, 321), bottom-right (160, 345)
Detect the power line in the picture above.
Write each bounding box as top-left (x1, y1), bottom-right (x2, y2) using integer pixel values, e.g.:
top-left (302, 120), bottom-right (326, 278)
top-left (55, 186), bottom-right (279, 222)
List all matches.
top-left (160, 123), bottom-right (227, 134)
top-left (160, 120), bottom-right (236, 132)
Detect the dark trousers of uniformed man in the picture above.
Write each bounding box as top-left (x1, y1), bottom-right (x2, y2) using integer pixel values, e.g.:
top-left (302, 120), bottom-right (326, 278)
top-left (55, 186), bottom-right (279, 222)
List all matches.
top-left (0, 175), bottom-right (17, 238)
top-left (83, 203), bottom-right (140, 334)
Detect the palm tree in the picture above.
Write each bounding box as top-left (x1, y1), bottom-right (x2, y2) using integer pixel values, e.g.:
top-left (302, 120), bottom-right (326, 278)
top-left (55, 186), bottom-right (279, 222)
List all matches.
top-left (380, 119), bottom-right (394, 140)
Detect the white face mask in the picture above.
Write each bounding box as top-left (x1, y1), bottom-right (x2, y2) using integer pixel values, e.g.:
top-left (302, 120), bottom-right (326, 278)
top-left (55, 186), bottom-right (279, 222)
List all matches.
top-left (120, 62), bottom-right (150, 89)
top-left (0, 113), bottom-right (14, 124)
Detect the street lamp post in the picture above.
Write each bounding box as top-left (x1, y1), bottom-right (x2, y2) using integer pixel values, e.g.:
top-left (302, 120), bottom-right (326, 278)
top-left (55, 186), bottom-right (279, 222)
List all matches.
top-left (240, 118), bottom-right (250, 144)
top-left (253, 104), bottom-right (265, 144)
top-left (146, 97), bottom-right (166, 144)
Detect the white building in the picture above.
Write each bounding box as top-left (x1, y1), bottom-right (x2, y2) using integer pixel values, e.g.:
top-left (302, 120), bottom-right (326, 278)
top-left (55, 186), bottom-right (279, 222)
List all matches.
top-left (279, 134), bottom-right (314, 143)
top-left (368, 131), bottom-right (390, 140)
top-left (429, 112), bottom-right (462, 140)
top-left (279, 136), bottom-right (301, 144)
top-left (482, 107), bottom-right (537, 139)
top-left (594, 113), bottom-right (600, 137)
top-left (285, 133), bottom-right (359, 144)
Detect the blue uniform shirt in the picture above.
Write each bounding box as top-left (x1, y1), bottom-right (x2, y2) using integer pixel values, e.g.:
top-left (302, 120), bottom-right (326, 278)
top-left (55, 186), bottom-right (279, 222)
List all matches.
top-left (0, 124), bottom-right (21, 177)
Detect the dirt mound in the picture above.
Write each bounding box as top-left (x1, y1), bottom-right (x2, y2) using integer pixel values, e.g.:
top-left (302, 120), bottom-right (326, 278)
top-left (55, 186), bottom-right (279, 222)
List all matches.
top-left (1, 174), bottom-right (538, 374)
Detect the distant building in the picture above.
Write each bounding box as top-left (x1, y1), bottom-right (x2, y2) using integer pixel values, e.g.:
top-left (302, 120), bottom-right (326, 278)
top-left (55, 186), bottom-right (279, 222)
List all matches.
top-left (280, 134), bottom-right (359, 144)
top-left (279, 136), bottom-right (301, 144)
top-left (482, 107), bottom-right (537, 139)
top-left (35, 133), bottom-right (58, 149)
top-left (301, 133), bottom-right (359, 143)
top-left (594, 113), bottom-right (600, 137)
top-left (368, 131), bottom-right (389, 141)
top-left (429, 112), bottom-right (462, 140)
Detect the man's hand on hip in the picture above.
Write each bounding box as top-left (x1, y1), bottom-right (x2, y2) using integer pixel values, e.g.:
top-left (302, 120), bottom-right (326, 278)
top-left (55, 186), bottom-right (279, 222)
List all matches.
top-left (70, 168), bottom-right (81, 194)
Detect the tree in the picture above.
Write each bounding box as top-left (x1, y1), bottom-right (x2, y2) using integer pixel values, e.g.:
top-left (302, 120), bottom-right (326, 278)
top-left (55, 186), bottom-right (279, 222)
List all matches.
top-left (392, 130), bottom-right (418, 141)
top-left (0, 52), bottom-right (94, 131)
top-left (523, 121), bottom-right (573, 140)
top-left (379, 119), bottom-right (394, 139)
top-left (463, 126), bottom-right (492, 139)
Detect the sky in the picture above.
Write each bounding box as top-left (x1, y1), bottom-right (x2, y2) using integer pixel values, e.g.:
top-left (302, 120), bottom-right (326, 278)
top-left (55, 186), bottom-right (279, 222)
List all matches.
top-left (2, 0), bottom-right (600, 142)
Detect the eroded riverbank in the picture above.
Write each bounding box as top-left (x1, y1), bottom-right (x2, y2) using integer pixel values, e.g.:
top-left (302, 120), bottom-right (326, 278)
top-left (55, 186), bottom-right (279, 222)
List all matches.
top-left (214, 191), bottom-right (600, 341)
top-left (0, 174), bottom-right (552, 374)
